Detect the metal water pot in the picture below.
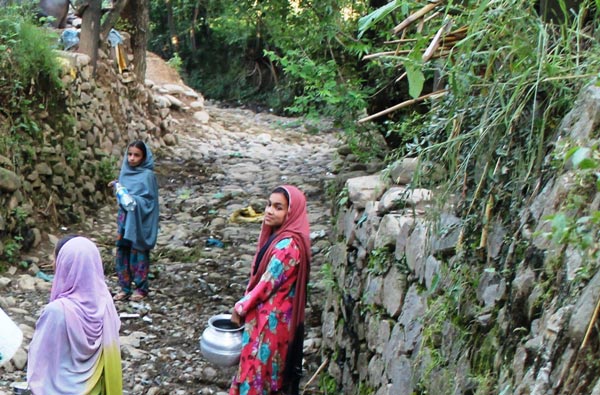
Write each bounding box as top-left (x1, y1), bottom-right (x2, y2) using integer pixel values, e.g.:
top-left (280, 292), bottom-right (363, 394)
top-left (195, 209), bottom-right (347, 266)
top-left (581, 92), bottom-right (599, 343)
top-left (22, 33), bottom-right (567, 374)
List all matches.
top-left (11, 382), bottom-right (31, 395)
top-left (199, 313), bottom-right (244, 367)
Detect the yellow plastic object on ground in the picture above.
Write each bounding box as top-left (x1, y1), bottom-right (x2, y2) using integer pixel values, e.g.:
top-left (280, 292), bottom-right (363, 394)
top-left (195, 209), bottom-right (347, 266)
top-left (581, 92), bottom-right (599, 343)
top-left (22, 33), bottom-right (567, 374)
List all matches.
top-left (229, 206), bottom-right (264, 223)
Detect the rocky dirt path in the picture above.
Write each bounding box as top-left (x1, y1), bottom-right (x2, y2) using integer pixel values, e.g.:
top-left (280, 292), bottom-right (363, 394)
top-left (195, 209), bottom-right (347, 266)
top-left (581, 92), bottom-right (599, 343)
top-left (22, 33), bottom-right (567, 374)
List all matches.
top-left (0, 80), bottom-right (338, 393)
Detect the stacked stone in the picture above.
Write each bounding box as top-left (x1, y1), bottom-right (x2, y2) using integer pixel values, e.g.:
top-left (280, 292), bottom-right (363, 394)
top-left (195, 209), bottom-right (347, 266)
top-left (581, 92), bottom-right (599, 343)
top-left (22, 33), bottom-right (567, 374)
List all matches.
top-left (0, 48), bottom-right (186, 261)
top-left (321, 84), bottom-right (600, 395)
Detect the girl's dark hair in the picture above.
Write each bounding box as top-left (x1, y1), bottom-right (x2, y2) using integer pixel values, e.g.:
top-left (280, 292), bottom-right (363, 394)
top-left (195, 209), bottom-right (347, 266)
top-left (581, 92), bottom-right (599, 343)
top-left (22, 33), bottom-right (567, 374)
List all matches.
top-left (55, 234), bottom-right (80, 257)
top-left (129, 140), bottom-right (147, 161)
top-left (271, 187), bottom-right (290, 205)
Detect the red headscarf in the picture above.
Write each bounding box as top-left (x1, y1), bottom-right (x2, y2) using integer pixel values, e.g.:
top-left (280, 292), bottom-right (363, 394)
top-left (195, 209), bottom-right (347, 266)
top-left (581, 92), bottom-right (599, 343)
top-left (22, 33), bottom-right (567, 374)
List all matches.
top-left (247, 185), bottom-right (311, 393)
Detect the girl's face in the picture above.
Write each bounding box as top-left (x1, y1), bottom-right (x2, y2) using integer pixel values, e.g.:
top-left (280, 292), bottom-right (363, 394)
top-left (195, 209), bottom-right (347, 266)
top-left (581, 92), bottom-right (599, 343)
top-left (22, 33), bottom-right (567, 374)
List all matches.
top-left (264, 192), bottom-right (289, 229)
top-left (127, 146), bottom-right (145, 167)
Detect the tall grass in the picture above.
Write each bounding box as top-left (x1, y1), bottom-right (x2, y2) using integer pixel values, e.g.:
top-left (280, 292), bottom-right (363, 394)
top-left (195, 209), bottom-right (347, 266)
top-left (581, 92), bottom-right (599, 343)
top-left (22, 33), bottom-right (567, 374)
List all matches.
top-left (403, 0), bottom-right (600, 231)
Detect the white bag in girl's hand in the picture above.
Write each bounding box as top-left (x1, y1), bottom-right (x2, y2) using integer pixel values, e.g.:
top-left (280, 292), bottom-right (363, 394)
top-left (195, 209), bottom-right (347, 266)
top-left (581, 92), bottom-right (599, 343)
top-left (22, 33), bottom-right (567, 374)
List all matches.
top-left (0, 307), bottom-right (23, 366)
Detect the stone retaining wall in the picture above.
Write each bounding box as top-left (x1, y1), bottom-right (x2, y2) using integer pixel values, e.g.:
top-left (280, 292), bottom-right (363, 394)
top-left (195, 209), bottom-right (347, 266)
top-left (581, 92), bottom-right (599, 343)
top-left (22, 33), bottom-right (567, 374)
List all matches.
top-left (323, 84), bottom-right (600, 394)
top-left (0, 47), bottom-right (190, 262)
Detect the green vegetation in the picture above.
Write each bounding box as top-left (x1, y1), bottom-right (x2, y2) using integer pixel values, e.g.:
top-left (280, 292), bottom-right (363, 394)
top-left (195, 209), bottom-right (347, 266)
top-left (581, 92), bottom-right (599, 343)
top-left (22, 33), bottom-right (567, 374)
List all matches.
top-left (319, 371), bottom-right (342, 394)
top-left (0, 6), bottom-right (63, 120)
top-left (544, 144), bottom-right (600, 251)
top-left (0, 0), bottom-right (597, 391)
top-left (367, 247), bottom-right (396, 275)
top-left (96, 156), bottom-right (118, 184)
top-left (0, 6), bottom-right (81, 271)
top-left (0, 5), bottom-right (66, 170)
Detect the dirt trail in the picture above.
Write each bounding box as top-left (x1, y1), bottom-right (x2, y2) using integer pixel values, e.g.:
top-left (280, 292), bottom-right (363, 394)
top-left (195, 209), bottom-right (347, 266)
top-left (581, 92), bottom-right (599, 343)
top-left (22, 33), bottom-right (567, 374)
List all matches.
top-left (0, 52), bottom-right (337, 395)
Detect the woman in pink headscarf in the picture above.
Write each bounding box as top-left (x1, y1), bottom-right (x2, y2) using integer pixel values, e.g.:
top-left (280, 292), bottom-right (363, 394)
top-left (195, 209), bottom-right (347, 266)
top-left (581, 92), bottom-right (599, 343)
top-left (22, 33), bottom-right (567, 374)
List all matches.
top-left (27, 235), bottom-right (123, 395)
top-left (229, 185), bottom-right (311, 395)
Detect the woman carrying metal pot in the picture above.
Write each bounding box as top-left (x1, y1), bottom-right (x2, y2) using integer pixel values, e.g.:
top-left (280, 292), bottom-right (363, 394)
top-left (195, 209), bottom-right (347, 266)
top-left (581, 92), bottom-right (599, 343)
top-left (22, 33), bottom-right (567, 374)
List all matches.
top-left (229, 185), bottom-right (311, 395)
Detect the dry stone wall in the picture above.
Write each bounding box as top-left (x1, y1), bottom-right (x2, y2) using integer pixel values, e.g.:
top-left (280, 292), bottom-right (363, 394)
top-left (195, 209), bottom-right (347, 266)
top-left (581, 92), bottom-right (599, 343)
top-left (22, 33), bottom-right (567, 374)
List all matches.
top-left (323, 84), bottom-right (600, 394)
top-left (0, 47), bottom-right (190, 262)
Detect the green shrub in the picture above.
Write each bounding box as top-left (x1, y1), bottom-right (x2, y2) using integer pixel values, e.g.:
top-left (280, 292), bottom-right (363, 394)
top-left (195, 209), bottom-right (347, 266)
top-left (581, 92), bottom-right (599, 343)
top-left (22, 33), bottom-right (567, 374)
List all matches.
top-left (0, 6), bottom-right (63, 109)
top-left (0, 5), bottom-right (65, 164)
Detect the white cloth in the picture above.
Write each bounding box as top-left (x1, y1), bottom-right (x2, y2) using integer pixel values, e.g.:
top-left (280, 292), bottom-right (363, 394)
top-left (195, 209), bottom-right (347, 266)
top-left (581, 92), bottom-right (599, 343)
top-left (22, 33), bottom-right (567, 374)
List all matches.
top-left (0, 307), bottom-right (23, 366)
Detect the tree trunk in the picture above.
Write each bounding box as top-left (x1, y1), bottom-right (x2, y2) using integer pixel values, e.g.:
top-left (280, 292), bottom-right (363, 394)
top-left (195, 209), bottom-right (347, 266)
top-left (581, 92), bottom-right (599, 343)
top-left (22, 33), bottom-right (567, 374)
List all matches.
top-left (167, 0), bottom-right (178, 52)
top-left (100, 0), bottom-right (129, 40)
top-left (122, 0), bottom-right (149, 82)
top-left (190, 0), bottom-right (202, 52)
top-left (78, 0), bottom-right (102, 74)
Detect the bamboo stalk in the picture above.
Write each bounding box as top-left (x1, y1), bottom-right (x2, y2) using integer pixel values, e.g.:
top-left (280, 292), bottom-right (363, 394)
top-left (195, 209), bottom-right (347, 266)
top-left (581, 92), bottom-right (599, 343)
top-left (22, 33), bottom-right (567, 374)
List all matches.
top-left (449, 26), bottom-right (468, 35)
top-left (422, 19), bottom-right (453, 62)
top-left (542, 73), bottom-right (598, 82)
top-left (302, 358), bottom-right (329, 394)
top-left (386, 26), bottom-right (466, 45)
top-left (479, 194), bottom-right (494, 249)
top-left (395, 71), bottom-right (407, 83)
top-left (362, 50), bottom-right (412, 60)
top-left (423, 10), bottom-right (441, 24)
top-left (468, 161), bottom-right (489, 213)
top-left (392, 1), bottom-right (441, 35)
top-left (358, 90), bottom-right (448, 123)
top-left (580, 293), bottom-right (600, 350)
top-left (384, 38), bottom-right (418, 44)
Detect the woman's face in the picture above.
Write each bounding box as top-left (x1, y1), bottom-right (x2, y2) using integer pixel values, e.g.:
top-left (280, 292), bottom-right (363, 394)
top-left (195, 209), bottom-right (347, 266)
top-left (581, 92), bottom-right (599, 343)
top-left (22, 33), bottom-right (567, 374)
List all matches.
top-left (127, 146), bottom-right (145, 167)
top-left (264, 192), bottom-right (289, 229)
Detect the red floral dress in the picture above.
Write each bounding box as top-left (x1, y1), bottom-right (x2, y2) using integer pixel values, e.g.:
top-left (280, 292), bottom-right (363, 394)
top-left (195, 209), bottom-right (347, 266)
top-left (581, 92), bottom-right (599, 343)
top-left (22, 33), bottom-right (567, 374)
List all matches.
top-left (229, 237), bottom-right (300, 395)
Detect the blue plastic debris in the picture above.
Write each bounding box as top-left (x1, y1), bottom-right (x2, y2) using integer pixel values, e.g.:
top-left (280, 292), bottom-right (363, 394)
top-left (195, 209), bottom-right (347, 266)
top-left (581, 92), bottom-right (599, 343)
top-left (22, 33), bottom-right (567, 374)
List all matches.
top-left (107, 29), bottom-right (124, 47)
top-left (206, 238), bottom-right (224, 248)
top-left (60, 28), bottom-right (79, 51)
top-left (36, 271), bottom-right (54, 282)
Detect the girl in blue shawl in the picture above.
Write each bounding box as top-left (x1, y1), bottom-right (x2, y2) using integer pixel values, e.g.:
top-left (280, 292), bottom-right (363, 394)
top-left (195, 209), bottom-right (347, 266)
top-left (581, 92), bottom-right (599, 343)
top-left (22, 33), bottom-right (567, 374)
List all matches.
top-left (111, 141), bottom-right (159, 302)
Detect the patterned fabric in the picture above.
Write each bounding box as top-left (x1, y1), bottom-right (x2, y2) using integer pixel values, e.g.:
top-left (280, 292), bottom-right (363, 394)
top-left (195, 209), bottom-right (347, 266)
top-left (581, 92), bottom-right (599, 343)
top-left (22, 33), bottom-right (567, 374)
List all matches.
top-left (229, 184), bottom-right (311, 395)
top-left (27, 237), bottom-right (122, 395)
top-left (116, 209), bottom-right (150, 295)
top-left (230, 237), bottom-right (301, 395)
top-left (115, 242), bottom-right (150, 295)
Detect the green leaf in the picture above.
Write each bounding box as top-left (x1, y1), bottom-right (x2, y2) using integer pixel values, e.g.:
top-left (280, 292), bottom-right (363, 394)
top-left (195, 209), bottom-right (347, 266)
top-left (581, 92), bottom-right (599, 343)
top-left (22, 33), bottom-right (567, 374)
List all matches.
top-left (358, 0), bottom-right (402, 39)
top-left (577, 158), bottom-right (598, 170)
top-left (570, 147), bottom-right (592, 169)
top-left (547, 212), bottom-right (570, 244)
top-left (406, 63), bottom-right (425, 99)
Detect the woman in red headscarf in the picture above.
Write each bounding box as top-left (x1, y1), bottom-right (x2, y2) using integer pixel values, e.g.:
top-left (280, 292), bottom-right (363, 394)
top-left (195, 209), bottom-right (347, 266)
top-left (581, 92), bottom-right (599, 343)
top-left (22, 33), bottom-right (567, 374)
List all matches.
top-left (229, 185), bottom-right (311, 395)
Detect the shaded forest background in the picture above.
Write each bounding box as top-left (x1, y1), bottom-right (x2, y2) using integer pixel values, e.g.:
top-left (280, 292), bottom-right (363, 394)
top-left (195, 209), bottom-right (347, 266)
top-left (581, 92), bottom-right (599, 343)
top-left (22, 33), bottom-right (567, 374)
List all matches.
top-left (148, 0), bottom-right (600, 240)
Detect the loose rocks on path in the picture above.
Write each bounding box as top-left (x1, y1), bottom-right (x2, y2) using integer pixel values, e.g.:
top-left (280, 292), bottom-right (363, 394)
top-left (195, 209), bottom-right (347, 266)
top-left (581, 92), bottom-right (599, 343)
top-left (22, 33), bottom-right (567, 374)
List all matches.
top-left (0, 101), bottom-right (338, 395)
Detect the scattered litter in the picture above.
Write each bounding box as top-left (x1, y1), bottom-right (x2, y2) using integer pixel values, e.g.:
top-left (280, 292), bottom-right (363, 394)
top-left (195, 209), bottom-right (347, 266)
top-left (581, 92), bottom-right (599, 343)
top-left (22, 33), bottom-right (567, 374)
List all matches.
top-left (229, 206), bottom-right (263, 224)
top-left (206, 238), bottom-right (224, 248)
top-left (142, 316), bottom-right (153, 323)
top-left (107, 29), bottom-right (123, 47)
top-left (35, 271), bottom-right (54, 282)
top-left (60, 28), bottom-right (79, 50)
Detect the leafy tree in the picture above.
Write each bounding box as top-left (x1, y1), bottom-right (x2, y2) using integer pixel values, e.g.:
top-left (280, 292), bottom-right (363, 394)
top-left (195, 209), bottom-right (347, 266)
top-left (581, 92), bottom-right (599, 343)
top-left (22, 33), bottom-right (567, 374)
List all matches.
top-left (148, 0), bottom-right (374, 122)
